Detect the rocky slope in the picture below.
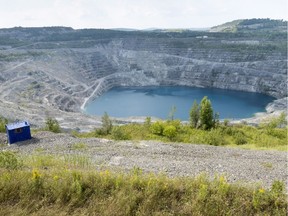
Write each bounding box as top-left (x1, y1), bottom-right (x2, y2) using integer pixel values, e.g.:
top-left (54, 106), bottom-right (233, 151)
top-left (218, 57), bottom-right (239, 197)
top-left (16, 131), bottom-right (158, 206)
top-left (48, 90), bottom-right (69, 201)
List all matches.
top-left (0, 19), bottom-right (287, 130)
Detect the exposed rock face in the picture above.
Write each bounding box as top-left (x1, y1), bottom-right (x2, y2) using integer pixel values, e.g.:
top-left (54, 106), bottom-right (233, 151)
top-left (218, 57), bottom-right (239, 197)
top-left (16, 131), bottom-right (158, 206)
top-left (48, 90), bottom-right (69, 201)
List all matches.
top-left (0, 22), bottom-right (287, 130)
top-left (266, 97), bottom-right (287, 113)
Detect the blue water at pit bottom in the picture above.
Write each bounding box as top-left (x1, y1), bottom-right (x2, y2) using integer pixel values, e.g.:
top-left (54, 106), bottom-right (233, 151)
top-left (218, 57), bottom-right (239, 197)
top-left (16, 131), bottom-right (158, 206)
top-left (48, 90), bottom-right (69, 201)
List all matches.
top-left (84, 86), bottom-right (275, 120)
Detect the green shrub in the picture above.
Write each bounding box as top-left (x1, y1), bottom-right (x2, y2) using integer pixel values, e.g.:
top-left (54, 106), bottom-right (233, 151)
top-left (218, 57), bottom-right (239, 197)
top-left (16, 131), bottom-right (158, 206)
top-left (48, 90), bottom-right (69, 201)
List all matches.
top-left (167, 119), bottom-right (181, 131)
top-left (234, 135), bottom-right (247, 145)
top-left (223, 119), bottom-right (230, 126)
top-left (68, 117), bottom-right (287, 150)
top-left (264, 112), bottom-right (287, 129)
top-left (0, 151), bottom-right (22, 169)
top-left (150, 121), bottom-right (164, 135)
top-left (204, 129), bottom-right (227, 146)
top-left (0, 116), bottom-right (8, 133)
top-left (233, 131), bottom-right (248, 145)
top-left (45, 117), bottom-right (61, 133)
top-left (163, 125), bottom-right (177, 140)
top-left (266, 128), bottom-right (287, 139)
top-left (111, 127), bottom-right (131, 140)
top-left (116, 124), bottom-right (149, 140)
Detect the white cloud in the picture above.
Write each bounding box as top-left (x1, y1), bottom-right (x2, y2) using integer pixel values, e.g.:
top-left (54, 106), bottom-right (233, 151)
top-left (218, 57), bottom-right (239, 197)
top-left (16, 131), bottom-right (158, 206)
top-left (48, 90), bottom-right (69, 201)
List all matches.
top-left (0, 0), bottom-right (286, 28)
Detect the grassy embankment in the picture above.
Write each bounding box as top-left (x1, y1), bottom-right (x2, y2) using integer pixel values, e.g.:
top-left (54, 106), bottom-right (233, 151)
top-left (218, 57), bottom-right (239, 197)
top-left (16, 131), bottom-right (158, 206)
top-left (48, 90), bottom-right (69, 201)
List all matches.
top-left (73, 114), bottom-right (288, 151)
top-left (0, 151), bottom-right (287, 216)
top-left (0, 115), bottom-right (287, 215)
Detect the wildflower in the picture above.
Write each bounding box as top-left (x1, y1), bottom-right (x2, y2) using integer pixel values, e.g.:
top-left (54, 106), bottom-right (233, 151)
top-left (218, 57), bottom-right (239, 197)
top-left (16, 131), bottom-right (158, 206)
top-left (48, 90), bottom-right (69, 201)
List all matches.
top-left (32, 169), bottom-right (41, 180)
top-left (258, 188), bottom-right (265, 193)
top-left (53, 175), bottom-right (59, 181)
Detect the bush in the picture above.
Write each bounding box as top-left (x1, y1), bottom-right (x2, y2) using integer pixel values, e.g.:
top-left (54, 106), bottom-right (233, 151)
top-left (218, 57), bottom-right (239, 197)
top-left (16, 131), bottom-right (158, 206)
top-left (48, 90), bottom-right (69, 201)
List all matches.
top-left (0, 151), bottom-right (22, 169)
top-left (163, 125), bottom-right (177, 140)
top-left (45, 117), bottom-right (61, 133)
top-left (150, 121), bottom-right (164, 135)
top-left (223, 119), bottom-right (230, 126)
top-left (167, 119), bottom-right (181, 131)
top-left (0, 116), bottom-right (8, 133)
top-left (111, 127), bottom-right (130, 140)
top-left (264, 112), bottom-right (287, 129)
top-left (234, 132), bottom-right (248, 145)
top-left (204, 129), bottom-right (227, 146)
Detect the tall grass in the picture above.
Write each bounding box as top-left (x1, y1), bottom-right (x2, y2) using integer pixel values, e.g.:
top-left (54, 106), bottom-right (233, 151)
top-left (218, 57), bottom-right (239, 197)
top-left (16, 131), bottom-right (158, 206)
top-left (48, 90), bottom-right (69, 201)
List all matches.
top-left (0, 169), bottom-right (287, 215)
top-left (0, 152), bottom-right (287, 215)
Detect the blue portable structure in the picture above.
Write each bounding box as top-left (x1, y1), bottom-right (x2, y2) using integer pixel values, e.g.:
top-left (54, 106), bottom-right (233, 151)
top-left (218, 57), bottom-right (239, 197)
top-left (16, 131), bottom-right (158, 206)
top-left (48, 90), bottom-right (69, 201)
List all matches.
top-left (5, 121), bottom-right (32, 144)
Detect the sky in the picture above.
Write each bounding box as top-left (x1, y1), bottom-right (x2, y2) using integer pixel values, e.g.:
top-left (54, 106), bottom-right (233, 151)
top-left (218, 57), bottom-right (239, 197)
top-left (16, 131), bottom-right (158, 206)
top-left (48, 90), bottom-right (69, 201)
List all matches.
top-left (0, 0), bottom-right (287, 29)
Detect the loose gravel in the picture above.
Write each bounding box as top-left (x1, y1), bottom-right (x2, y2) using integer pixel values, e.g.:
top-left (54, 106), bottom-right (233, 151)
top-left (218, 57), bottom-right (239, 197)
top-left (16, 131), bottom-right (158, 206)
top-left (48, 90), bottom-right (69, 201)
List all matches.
top-left (0, 131), bottom-right (287, 190)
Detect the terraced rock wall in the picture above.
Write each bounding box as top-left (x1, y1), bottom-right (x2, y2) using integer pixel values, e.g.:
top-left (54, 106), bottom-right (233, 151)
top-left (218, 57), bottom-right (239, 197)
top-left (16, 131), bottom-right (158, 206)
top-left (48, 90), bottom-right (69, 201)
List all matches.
top-left (0, 27), bottom-right (286, 129)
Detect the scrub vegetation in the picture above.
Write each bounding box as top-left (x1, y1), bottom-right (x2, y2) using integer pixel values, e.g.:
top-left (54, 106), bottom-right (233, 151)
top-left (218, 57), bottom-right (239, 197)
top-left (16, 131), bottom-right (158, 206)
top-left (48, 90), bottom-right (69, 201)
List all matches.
top-left (0, 116), bottom-right (8, 133)
top-left (73, 99), bottom-right (287, 151)
top-left (0, 151), bottom-right (287, 216)
top-left (0, 102), bottom-right (287, 215)
top-left (87, 117), bottom-right (287, 151)
top-left (44, 117), bottom-right (61, 133)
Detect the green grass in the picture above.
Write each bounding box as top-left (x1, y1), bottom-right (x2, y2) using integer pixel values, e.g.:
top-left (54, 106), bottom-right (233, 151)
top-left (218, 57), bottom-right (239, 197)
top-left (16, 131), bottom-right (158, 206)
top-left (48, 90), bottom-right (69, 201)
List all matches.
top-left (72, 120), bottom-right (287, 151)
top-left (71, 142), bottom-right (88, 150)
top-left (0, 151), bottom-right (287, 216)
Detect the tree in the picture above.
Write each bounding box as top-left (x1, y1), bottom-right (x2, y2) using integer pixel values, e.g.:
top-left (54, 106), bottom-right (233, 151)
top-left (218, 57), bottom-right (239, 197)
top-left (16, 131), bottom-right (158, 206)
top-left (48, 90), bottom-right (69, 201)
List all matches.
top-left (168, 105), bottom-right (177, 121)
top-left (101, 112), bottom-right (112, 135)
top-left (199, 96), bottom-right (214, 130)
top-left (189, 100), bottom-right (199, 128)
top-left (213, 112), bottom-right (220, 128)
top-left (144, 117), bottom-right (151, 128)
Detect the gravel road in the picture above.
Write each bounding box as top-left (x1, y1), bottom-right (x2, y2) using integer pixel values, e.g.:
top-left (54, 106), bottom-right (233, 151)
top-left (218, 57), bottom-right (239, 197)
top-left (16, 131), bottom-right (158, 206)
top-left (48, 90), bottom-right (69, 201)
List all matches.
top-left (0, 131), bottom-right (287, 189)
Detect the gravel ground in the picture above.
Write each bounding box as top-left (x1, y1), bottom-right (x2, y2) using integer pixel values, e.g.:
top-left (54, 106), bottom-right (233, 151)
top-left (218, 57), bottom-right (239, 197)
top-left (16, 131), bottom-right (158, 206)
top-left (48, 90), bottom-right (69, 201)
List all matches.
top-left (0, 131), bottom-right (287, 190)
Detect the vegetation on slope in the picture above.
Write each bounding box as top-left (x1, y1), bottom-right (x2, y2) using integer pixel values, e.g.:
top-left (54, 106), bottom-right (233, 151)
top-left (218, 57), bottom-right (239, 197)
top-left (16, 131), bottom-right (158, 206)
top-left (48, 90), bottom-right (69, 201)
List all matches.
top-left (0, 102), bottom-right (287, 215)
top-left (0, 151), bottom-right (287, 216)
top-left (0, 116), bottom-right (8, 133)
top-left (73, 107), bottom-right (287, 151)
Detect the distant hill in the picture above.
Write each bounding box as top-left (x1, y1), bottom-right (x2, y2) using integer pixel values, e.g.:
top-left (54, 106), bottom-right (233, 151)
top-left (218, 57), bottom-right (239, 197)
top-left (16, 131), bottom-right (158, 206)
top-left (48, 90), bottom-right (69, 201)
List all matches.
top-left (210, 18), bottom-right (287, 32)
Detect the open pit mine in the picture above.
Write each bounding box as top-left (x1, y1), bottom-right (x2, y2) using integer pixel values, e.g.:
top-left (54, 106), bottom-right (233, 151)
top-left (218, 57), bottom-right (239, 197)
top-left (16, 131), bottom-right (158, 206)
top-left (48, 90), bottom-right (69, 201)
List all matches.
top-left (0, 19), bottom-right (287, 130)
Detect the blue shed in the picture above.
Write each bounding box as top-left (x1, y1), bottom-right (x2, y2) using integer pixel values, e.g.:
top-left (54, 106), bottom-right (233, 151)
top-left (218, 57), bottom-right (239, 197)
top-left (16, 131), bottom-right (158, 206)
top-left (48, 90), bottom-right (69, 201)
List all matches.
top-left (5, 121), bottom-right (32, 144)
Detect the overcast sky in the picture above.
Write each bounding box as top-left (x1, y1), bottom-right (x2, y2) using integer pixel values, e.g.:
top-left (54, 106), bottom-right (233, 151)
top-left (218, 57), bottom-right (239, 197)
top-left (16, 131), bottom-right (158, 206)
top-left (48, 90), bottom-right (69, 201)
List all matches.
top-left (0, 0), bottom-right (287, 29)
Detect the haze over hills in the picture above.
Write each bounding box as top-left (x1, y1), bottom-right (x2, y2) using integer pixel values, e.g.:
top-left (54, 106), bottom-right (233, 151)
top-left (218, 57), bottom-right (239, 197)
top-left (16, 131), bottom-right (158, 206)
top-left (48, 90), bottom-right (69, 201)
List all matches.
top-left (0, 19), bottom-right (286, 130)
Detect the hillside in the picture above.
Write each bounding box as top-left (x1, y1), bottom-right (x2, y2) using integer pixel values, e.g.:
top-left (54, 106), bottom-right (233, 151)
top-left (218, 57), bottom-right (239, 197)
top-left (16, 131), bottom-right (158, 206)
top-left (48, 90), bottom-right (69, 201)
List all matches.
top-left (0, 19), bottom-right (287, 130)
top-left (210, 18), bottom-right (287, 32)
